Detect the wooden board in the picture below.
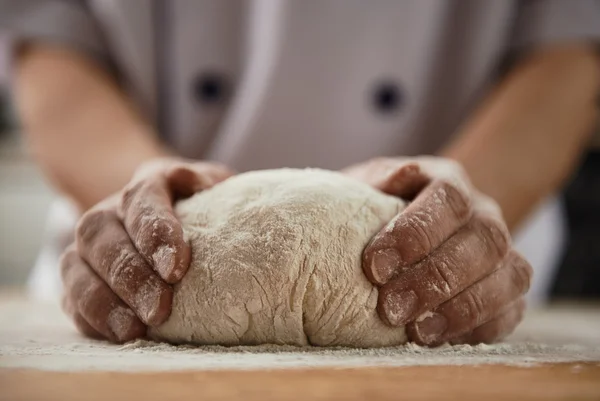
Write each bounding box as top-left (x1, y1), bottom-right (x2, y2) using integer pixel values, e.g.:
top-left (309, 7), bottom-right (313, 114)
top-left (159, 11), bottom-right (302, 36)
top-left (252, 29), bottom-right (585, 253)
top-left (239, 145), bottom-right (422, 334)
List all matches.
top-left (2, 363), bottom-right (600, 401)
top-left (2, 291), bottom-right (600, 400)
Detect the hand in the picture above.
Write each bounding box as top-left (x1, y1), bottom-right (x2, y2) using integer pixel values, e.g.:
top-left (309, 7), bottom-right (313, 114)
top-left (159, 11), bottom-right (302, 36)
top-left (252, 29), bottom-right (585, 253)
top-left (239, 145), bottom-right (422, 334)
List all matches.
top-left (343, 157), bottom-right (532, 346)
top-left (60, 158), bottom-right (234, 342)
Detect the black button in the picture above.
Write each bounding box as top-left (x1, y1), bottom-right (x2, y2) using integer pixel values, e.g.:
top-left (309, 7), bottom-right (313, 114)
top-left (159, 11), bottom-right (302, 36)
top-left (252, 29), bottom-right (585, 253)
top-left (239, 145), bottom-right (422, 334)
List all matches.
top-left (372, 81), bottom-right (403, 114)
top-left (193, 72), bottom-right (228, 104)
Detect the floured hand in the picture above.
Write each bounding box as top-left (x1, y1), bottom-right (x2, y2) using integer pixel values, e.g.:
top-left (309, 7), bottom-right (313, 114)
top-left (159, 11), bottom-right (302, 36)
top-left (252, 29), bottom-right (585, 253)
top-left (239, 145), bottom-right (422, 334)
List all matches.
top-left (60, 158), bottom-right (234, 342)
top-left (343, 157), bottom-right (532, 346)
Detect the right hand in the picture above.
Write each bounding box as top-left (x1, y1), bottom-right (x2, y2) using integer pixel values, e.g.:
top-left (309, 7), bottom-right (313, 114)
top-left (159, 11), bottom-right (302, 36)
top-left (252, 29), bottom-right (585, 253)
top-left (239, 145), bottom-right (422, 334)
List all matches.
top-left (60, 158), bottom-right (234, 342)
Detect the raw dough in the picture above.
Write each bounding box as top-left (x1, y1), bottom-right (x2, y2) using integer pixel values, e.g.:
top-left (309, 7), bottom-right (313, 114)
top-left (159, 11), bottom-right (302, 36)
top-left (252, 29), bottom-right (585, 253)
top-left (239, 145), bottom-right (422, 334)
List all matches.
top-left (149, 169), bottom-right (407, 347)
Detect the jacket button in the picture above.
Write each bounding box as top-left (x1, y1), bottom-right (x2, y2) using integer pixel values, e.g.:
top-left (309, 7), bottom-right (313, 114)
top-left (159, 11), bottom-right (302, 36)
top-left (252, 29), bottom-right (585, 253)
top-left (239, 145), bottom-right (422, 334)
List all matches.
top-left (193, 72), bottom-right (228, 104)
top-left (372, 80), bottom-right (403, 114)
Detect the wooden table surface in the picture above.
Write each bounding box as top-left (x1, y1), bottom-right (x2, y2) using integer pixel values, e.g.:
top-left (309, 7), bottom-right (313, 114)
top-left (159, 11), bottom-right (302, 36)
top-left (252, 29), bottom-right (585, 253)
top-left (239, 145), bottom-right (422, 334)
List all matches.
top-left (2, 363), bottom-right (600, 401)
top-left (1, 291), bottom-right (599, 400)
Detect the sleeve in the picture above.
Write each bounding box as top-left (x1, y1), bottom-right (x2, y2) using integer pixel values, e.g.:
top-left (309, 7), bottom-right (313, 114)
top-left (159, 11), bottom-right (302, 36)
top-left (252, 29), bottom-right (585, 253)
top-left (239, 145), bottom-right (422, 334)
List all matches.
top-left (0, 0), bottom-right (112, 82)
top-left (510, 0), bottom-right (600, 52)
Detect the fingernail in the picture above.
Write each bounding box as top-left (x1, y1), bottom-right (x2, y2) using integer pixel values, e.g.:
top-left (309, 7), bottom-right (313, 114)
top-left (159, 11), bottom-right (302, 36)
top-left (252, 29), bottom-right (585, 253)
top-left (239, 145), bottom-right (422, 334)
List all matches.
top-left (153, 245), bottom-right (177, 282)
top-left (135, 280), bottom-right (164, 324)
top-left (382, 290), bottom-right (418, 326)
top-left (415, 312), bottom-right (448, 344)
top-left (371, 248), bottom-right (401, 284)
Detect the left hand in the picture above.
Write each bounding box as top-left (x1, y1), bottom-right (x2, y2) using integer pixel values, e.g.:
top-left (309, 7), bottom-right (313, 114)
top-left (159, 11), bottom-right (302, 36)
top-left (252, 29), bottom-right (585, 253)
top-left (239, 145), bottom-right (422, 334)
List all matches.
top-left (342, 157), bottom-right (532, 346)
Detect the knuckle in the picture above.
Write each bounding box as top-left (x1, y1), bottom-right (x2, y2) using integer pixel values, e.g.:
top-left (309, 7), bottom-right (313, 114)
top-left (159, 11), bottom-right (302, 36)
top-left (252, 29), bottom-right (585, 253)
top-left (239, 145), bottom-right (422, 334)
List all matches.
top-left (461, 290), bottom-right (487, 324)
top-left (76, 209), bottom-right (113, 244)
top-left (137, 212), bottom-right (167, 245)
top-left (121, 179), bottom-right (147, 212)
top-left (59, 247), bottom-right (79, 280)
top-left (124, 208), bottom-right (172, 258)
top-left (86, 279), bottom-right (106, 302)
top-left (430, 260), bottom-right (458, 296)
top-left (107, 250), bottom-right (140, 288)
top-left (79, 280), bottom-right (108, 313)
top-left (473, 214), bottom-right (510, 258)
top-left (511, 256), bottom-right (533, 293)
top-left (439, 179), bottom-right (472, 221)
top-left (123, 198), bottom-right (176, 252)
top-left (400, 215), bottom-right (432, 260)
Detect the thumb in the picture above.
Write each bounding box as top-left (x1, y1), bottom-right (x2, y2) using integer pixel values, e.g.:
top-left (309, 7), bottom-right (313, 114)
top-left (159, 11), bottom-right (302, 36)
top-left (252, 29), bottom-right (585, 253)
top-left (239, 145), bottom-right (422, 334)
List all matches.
top-left (165, 162), bottom-right (235, 200)
top-left (343, 160), bottom-right (430, 200)
top-left (376, 162), bottom-right (430, 199)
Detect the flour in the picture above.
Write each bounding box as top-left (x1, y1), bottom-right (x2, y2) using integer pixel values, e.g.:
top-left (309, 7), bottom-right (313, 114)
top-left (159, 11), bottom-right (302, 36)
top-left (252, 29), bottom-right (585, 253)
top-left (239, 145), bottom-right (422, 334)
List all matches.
top-left (118, 339), bottom-right (591, 362)
top-left (1, 296), bottom-right (599, 372)
top-left (149, 169), bottom-right (407, 347)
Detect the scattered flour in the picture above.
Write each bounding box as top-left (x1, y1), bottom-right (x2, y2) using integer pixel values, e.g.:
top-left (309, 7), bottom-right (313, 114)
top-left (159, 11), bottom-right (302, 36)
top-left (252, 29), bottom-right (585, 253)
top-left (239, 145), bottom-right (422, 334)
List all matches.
top-left (1, 295), bottom-right (599, 372)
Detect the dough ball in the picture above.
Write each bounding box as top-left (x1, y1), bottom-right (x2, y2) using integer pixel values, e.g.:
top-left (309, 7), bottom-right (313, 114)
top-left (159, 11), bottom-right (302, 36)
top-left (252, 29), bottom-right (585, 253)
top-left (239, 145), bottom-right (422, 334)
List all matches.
top-left (149, 169), bottom-right (407, 347)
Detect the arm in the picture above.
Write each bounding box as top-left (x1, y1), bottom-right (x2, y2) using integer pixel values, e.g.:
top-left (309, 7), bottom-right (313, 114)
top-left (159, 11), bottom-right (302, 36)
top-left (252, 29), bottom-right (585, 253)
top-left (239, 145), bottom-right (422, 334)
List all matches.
top-left (342, 45), bottom-right (599, 346)
top-left (14, 44), bottom-right (235, 342)
top-left (443, 43), bottom-right (600, 230)
top-left (13, 43), bottom-right (168, 210)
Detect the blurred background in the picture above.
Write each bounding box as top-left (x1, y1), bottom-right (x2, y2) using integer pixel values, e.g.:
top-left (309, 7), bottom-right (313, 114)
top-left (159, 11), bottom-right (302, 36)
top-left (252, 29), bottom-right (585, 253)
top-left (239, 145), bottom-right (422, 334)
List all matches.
top-left (0, 126), bottom-right (57, 286)
top-left (0, 43), bottom-right (56, 287)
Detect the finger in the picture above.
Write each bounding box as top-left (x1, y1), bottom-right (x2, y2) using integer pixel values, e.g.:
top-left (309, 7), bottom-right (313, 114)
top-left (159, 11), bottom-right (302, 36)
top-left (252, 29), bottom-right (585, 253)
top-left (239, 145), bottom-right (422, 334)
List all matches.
top-left (377, 163), bottom-right (431, 199)
top-left (131, 159), bottom-right (234, 190)
top-left (450, 298), bottom-right (526, 345)
top-left (60, 249), bottom-right (146, 342)
top-left (72, 312), bottom-right (104, 339)
top-left (407, 251), bottom-right (532, 346)
top-left (364, 178), bottom-right (474, 285)
top-left (61, 291), bottom-right (103, 339)
top-left (165, 162), bottom-right (234, 198)
top-left (120, 174), bottom-right (191, 283)
top-left (121, 162), bottom-right (233, 283)
top-left (377, 212), bottom-right (511, 326)
top-left (76, 209), bottom-right (173, 326)
top-left (343, 159), bottom-right (430, 199)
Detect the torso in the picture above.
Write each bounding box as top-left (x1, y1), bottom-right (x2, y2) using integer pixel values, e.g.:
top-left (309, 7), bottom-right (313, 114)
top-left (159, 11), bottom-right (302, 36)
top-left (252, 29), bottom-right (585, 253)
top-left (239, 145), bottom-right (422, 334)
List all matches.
top-left (91, 0), bottom-right (518, 171)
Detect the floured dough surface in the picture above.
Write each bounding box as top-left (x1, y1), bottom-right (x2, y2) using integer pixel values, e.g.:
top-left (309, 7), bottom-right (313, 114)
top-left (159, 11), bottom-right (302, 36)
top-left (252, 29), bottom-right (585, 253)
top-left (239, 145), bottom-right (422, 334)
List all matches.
top-left (149, 168), bottom-right (406, 347)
